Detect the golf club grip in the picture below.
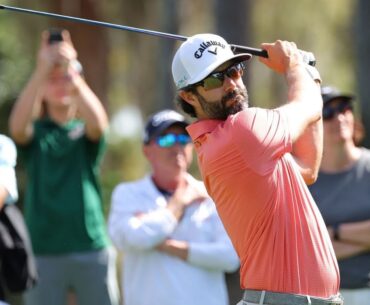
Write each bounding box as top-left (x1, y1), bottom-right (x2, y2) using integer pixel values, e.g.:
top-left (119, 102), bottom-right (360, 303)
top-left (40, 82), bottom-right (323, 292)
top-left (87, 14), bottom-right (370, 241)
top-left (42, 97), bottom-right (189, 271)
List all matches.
top-left (230, 44), bottom-right (268, 58)
top-left (231, 43), bottom-right (316, 66)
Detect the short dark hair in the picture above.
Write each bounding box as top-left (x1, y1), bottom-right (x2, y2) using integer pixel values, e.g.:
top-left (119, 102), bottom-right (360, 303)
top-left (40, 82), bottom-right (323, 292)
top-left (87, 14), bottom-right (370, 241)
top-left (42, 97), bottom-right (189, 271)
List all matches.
top-left (176, 86), bottom-right (198, 118)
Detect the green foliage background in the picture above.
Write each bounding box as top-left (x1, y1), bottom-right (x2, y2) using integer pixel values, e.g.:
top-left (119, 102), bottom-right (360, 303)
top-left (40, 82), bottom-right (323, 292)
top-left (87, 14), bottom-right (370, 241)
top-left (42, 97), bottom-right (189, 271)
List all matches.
top-left (0, 0), bottom-right (367, 215)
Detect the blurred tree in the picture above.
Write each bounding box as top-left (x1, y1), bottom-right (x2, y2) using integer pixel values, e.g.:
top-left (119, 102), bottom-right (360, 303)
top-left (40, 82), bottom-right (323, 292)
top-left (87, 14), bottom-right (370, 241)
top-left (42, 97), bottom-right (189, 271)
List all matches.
top-left (0, 7), bottom-right (32, 135)
top-left (156, 0), bottom-right (179, 111)
top-left (215, 0), bottom-right (254, 99)
top-left (355, 0), bottom-right (370, 146)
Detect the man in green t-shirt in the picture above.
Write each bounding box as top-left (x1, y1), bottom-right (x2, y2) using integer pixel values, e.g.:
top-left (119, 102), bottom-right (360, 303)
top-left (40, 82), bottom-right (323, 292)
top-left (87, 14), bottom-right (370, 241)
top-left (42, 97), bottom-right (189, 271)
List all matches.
top-left (9, 29), bottom-right (119, 305)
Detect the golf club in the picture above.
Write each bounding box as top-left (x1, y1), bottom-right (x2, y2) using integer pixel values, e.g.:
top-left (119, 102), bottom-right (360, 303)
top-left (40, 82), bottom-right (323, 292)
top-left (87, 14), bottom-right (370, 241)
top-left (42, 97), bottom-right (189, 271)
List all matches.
top-left (0, 4), bottom-right (316, 66)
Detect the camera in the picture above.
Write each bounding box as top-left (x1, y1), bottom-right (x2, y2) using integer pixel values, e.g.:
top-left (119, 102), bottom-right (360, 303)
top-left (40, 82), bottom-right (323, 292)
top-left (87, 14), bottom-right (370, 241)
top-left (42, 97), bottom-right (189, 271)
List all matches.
top-left (48, 28), bottom-right (63, 44)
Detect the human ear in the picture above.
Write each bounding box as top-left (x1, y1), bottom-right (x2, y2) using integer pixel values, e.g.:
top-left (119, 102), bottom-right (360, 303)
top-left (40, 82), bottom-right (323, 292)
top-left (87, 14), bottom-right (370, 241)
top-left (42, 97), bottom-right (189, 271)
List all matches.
top-left (179, 90), bottom-right (198, 108)
top-left (142, 145), bottom-right (151, 158)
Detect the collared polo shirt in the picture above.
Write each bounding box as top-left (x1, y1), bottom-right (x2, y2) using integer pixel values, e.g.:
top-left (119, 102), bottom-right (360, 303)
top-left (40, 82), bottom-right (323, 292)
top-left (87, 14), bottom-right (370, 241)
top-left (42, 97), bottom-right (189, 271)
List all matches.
top-left (18, 118), bottom-right (109, 254)
top-left (187, 107), bottom-right (339, 298)
top-left (108, 174), bottom-right (239, 305)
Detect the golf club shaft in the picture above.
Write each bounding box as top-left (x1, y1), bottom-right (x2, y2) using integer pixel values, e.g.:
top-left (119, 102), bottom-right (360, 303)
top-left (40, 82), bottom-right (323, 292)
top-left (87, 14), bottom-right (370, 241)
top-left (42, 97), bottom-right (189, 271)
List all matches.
top-left (0, 4), bottom-right (317, 65)
top-left (0, 4), bottom-right (268, 57)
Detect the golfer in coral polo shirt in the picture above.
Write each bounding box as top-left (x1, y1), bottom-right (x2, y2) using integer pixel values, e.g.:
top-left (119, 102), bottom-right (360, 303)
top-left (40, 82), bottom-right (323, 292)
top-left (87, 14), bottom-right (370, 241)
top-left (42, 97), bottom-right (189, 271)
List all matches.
top-left (171, 34), bottom-right (343, 305)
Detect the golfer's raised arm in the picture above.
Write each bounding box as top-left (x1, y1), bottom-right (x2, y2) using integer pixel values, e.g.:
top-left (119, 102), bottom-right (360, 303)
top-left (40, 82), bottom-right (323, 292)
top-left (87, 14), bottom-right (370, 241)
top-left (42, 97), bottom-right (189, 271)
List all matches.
top-left (259, 40), bottom-right (323, 183)
top-left (283, 63), bottom-right (323, 183)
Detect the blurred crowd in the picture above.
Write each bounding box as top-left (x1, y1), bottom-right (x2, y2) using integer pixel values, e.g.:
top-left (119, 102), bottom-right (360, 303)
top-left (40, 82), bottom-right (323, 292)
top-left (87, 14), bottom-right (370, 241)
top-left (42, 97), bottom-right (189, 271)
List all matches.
top-left (0, 29), bottom-right (241, 305)
top-left (1, 28), bottom-right (369, 305)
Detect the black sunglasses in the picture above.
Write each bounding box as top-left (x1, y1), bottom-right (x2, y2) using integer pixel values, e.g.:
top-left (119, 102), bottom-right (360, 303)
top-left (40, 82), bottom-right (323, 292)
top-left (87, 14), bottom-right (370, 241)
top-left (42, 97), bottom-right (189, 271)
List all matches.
top-left (323, 101), bottom-right (353, 120)
top-left (190, 62), bottom-right (245, 91)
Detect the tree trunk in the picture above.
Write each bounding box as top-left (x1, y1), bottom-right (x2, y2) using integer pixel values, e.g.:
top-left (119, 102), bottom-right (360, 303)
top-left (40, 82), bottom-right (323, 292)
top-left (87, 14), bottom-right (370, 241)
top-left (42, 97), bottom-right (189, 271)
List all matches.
top-left (355, 0), bottom-right (370, 147)
top-left (157, 0), bottom-right (179, 111)
top-left (215, 0), bottom-right (253, 92)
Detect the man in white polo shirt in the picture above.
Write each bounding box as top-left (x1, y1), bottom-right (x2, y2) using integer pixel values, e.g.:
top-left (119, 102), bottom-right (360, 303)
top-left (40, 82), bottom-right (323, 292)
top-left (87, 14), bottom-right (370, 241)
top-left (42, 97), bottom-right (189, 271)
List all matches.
top-left (108, 109), bottom-right (239, 305)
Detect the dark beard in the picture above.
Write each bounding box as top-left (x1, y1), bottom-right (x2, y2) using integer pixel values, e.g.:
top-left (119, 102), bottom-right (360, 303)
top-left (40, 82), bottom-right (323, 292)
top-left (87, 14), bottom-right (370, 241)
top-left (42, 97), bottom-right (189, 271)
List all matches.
top-left (196, 88), bottom-right (249, 120)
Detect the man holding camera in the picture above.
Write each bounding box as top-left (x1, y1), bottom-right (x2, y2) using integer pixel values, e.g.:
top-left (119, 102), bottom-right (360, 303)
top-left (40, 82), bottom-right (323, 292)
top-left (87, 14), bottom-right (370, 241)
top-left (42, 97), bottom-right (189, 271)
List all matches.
top-left (9, 29), bottom-right (119, 305)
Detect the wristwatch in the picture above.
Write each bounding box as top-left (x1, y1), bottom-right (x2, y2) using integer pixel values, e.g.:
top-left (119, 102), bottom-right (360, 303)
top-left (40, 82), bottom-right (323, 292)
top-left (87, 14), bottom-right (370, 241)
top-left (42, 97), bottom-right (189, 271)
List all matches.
top-left (332, 223), bottom-right (340, 241)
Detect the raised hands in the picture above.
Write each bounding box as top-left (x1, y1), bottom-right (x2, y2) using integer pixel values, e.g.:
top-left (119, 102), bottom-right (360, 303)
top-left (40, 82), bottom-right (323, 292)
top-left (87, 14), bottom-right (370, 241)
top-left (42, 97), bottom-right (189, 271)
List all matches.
top-left (36, 29), bottom-right (79, 78)
top-left (258, 40), bottom-right (304, 74)
top-left (166, 177), bottom-right (208, 221)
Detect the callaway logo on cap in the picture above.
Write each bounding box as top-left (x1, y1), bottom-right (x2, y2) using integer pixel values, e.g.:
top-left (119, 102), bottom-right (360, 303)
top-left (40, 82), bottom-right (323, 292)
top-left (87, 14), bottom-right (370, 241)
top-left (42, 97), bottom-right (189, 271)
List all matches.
top-left (194, 40), bottom-right (226, 58)
top-left (172, 33), bottom-right (252, 89)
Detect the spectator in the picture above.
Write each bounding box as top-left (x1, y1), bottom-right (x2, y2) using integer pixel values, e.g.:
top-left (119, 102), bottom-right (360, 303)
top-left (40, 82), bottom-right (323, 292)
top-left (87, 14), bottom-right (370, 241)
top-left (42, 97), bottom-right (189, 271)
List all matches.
top-left (225, 270), bottom-right (243, 305)
top-left (309, 86), bottom-right (370, 305)
top-left (8, 29), bottom-right (119, 305)
top-left (108, 109), bottom-right (239, 305)
top-left (0, 134), bottom-right (17, 214)
top-left (0, 134), bottom-right (18, 305)
top-left (172, 34), bottom-right (342, 304)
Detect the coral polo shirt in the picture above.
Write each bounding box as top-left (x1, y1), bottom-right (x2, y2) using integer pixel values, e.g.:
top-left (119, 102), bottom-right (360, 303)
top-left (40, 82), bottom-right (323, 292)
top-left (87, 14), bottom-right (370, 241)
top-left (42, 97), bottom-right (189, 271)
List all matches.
top-left (187, 108), bottom-right (339, 298)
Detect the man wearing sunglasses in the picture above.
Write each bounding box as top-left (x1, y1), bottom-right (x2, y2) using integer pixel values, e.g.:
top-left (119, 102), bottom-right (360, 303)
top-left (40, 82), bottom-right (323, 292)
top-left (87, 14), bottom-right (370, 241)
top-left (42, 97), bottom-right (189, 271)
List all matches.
top-left (108, 109), bottom-right (239, 305)
top-left (309, 86), bottom-right (370, 305)
top-left (172, 34), bottom-right (342, 305)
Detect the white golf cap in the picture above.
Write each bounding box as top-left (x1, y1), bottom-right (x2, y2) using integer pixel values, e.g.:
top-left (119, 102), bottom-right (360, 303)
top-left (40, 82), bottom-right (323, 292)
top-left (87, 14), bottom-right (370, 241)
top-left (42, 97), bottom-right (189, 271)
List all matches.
top-left (172, 33), bottom-right (252, 89)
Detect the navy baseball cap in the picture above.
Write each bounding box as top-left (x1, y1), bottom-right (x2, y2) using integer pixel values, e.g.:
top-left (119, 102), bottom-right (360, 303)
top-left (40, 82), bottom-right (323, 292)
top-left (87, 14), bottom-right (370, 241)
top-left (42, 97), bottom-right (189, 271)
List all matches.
top-left (143, 109), bottom-right (189, 144)
top-left (321, 86), bottom-right (355, 105)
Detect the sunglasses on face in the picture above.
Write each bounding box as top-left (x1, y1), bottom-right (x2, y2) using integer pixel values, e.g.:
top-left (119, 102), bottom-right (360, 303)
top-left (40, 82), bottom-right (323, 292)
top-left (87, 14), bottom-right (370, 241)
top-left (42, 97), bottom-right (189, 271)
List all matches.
top-left (192, 62), bottom-right (245, 91)
top-left (323, 101), bottom-right (353, 120)
top-left (155, 133), bottom-right (192, 148)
